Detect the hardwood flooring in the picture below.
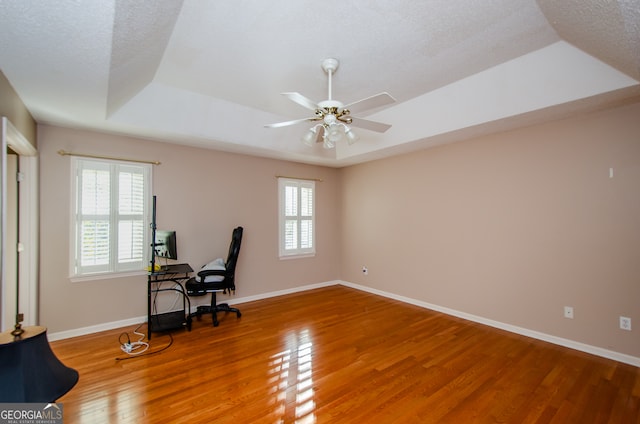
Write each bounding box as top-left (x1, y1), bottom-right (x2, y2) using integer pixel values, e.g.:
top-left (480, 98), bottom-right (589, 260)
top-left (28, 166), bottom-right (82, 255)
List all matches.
top-left (52, 286), bottom-right (640, 423)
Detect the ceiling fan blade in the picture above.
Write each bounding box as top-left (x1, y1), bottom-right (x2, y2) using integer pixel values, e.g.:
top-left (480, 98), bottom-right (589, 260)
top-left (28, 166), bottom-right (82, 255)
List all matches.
top-left (349, 117), bottom-right (392, 133)
top-left (264, 117), bottom-right (316, 129)
top-left (344, 92), bottom-right (396, 115)
top-left (282, 92), bottom-right (320, 111)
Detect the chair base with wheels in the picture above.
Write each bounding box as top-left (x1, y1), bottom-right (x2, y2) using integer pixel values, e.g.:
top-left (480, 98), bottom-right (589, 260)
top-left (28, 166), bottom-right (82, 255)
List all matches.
top-left (189, 290), bottom-right (241, 327)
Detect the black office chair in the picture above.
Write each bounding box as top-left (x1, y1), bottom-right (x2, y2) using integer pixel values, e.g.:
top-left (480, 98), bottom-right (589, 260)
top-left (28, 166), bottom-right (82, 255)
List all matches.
top-left (186, 226), bottom-right (243, 327)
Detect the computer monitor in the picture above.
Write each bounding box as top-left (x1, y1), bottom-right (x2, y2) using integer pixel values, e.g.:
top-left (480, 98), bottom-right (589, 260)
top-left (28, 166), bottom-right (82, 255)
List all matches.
top-left (154, 230), bottom-right (177, 260)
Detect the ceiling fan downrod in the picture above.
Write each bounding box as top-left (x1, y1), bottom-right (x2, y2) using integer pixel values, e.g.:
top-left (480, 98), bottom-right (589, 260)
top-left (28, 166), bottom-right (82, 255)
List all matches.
top-left (319, 58), bottom-right (352, 124)
top-left (321, 58), bottom-right (339, 101)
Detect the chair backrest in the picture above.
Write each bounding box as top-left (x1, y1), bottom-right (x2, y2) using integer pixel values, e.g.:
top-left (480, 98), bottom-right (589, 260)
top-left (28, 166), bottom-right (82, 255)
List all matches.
top-left (224, 226), bottom-right (243, 288)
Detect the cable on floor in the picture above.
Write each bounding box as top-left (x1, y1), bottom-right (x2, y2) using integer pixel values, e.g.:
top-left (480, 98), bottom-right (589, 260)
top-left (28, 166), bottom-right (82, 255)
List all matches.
top-left (115, 323), bottom-right (174, 361)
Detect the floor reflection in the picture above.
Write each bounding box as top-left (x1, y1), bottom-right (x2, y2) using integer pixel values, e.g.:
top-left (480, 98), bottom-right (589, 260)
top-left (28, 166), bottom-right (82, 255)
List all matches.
top-left (268, 329), bottom-right (316, 423)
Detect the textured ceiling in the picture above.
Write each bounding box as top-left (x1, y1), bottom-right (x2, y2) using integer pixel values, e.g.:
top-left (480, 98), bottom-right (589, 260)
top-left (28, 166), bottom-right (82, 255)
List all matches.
top-left (0, 0), bottom-right (638, 167)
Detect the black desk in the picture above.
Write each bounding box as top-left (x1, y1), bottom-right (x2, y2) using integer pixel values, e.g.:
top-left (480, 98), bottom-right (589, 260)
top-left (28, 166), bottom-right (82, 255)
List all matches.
top-left (147, 263), bottom-right (193, 338)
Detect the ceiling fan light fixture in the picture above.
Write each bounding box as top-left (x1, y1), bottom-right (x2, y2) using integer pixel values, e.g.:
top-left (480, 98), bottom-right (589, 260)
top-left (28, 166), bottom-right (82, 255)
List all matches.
top-left (301, 122), bottom-right (357, 148)
top-left (323, 113), bottom-right (337, 126)
top-left (322, 137), bottom-right (335, 149)
top-left (345, 127), bottom-right (359, 145)
top-left (301, 127), bottom-right (317, 146)
top-left (327, 124), bottom-right (342, 143)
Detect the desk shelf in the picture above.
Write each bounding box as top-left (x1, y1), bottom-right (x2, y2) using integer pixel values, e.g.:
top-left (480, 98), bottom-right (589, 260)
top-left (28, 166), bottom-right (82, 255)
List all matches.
top-left (149, 310), bottom-right (189, 333)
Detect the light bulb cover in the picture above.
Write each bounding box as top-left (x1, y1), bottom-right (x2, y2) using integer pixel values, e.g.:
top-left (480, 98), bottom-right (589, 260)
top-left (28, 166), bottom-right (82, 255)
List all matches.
top-left (345, 127), bottom-right (359, 145)
top-left (323, 137), bottom-right (335, 149)
top-left (301, 127), bottom-right (317, 146)
top-left (327, 125), bottom-right (342, 143)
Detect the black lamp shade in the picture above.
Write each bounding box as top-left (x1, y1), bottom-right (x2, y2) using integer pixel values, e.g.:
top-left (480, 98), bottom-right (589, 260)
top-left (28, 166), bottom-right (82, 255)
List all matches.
top-left (0, 326), bottom-right (78, 402)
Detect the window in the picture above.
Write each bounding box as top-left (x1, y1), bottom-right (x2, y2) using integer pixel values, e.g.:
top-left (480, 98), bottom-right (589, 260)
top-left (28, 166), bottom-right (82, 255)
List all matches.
top-left (278, 178), bottom-right (315, 258)
top-left (71, 158), bottom-right (151, 277)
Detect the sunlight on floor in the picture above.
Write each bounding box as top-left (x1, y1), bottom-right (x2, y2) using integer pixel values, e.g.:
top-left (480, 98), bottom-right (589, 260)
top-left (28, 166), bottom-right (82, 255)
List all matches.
top-left (74, 388), bottom-right (142, 424)
top-left (268, 329), bottom-right (316, 423)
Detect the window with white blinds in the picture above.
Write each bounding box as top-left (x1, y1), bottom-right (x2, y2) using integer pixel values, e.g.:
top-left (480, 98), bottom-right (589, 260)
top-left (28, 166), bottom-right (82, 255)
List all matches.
top-left (278, 178), bottom-right (315, 258)
top-left (71, 158), bottom-right (151, 277)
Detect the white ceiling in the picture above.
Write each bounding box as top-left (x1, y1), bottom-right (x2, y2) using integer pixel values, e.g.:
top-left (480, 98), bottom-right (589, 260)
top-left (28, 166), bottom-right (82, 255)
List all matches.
top-left (1, 0), bottom-right (638, 167)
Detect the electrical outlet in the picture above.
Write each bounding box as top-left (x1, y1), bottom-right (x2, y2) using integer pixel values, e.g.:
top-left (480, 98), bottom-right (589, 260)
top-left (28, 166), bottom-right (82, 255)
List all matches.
top-left (563, 306), bottom-right (574, 319)
top-left (620, 316), bottom-right (632, 331)
top-left (362, 266), bottom-right (368, 276)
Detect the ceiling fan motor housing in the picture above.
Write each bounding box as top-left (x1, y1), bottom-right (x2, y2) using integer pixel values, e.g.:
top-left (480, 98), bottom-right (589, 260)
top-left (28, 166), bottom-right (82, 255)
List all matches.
top-left (318, 100), bottom-right (343, 109)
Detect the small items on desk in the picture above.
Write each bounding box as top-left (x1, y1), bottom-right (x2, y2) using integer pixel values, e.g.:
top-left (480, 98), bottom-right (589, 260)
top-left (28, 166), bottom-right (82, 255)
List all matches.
top-left (148, 263), bottom-right (193, 276)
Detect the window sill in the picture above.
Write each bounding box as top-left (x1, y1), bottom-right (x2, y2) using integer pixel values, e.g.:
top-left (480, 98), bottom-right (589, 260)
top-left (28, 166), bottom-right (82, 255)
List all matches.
top-left (279, 253), bottom-right (316, 260)
top-left (70, 269), bottom-right (146, 283)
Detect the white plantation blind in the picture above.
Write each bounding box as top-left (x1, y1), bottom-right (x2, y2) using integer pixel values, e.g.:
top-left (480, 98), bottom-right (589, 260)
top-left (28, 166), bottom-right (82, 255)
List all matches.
top-left (117, 169), bottom-right (145, 264)
top-left (73, 158), bottom-right (151, 276)
top-left (279, 178), bottom-right (315, 258)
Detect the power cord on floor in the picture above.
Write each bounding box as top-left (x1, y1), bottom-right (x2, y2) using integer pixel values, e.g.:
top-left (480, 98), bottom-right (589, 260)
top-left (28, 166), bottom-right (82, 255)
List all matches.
top-left (118, 325), bottom-right (149, 355)
top-left (115, 323), bottom-right (174, 361)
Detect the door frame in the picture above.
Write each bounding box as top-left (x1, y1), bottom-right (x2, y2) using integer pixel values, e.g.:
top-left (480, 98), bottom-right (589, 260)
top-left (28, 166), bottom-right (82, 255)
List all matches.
top-left (1, 117), bottom-right (38, 330)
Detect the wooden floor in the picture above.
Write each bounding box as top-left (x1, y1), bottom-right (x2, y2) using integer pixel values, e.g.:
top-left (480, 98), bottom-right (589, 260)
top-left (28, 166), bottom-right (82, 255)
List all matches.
top-left (52, 286), bottom-right (640, 423)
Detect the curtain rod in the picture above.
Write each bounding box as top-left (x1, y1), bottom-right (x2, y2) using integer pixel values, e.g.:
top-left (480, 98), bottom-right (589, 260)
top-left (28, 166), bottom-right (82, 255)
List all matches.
top-left (275, 174), bottom-right (323, 182)
top-left (57, 150), bottom-right (161, 165)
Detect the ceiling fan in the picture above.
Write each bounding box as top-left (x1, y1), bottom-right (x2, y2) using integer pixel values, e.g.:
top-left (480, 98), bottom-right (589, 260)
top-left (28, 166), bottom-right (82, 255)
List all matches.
top-left (265, 58), bottom-right (396, 148)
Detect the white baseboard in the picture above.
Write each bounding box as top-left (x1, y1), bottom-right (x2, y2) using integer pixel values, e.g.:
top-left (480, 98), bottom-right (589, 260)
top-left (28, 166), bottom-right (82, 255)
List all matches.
top-left (339, 280), bottom-right (640, 368)
top-left (48, 280), bottom-right (640, 367)
top-left (221, 280), bottom-right (338, 306)
top-left (47, 281), bottom-right (340, 342)
top-left (48, 316), bottom-right (147, 342)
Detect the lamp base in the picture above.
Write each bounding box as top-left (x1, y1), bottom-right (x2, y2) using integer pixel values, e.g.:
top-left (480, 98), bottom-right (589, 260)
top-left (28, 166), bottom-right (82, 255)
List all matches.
top-left (0, 326), bottom-right (79, 402)
top-left (10, 323), bottom-right (24, 337)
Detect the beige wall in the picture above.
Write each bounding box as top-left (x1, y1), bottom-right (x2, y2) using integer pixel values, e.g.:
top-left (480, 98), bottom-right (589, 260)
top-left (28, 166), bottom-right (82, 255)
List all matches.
top-left (0, 71), bottom-right (36, 147)
top-left (340, 101), bottom-right (640, 358)
top-left (38, 101), bottom-right (640, 359)
top-left (38, 125), bottom-right (342, 333)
